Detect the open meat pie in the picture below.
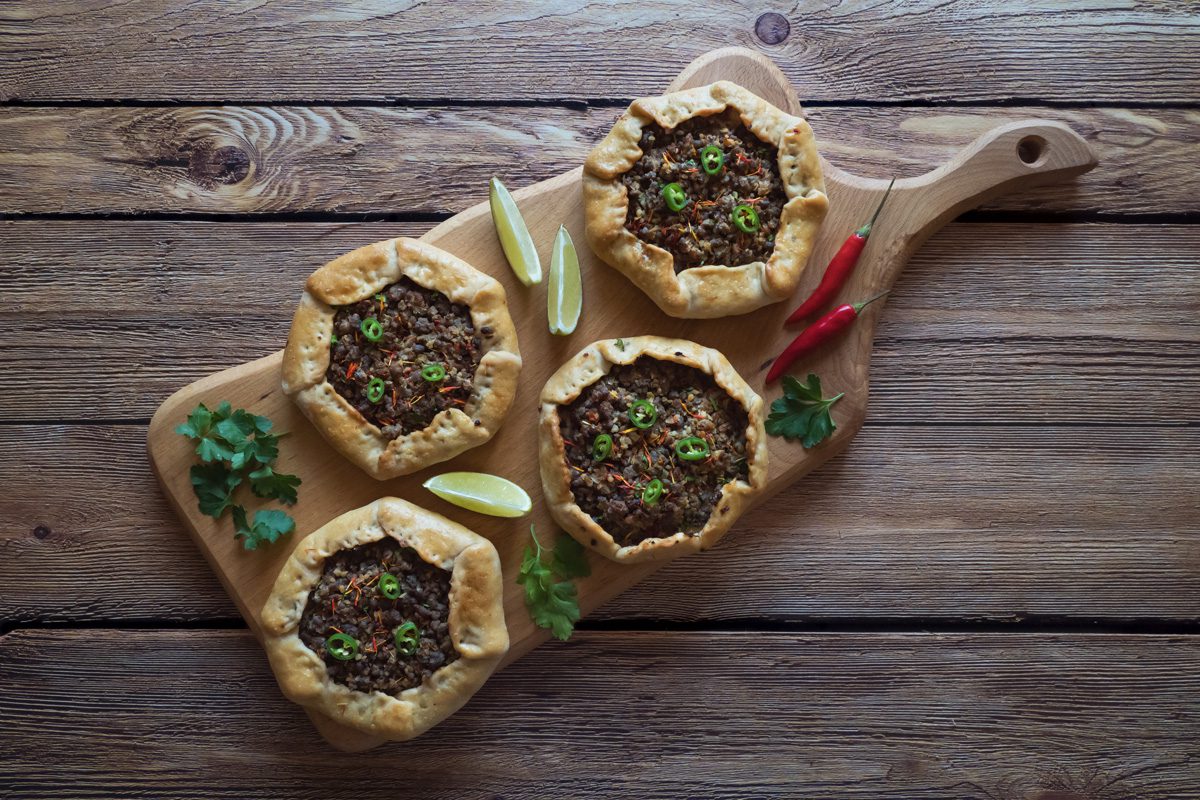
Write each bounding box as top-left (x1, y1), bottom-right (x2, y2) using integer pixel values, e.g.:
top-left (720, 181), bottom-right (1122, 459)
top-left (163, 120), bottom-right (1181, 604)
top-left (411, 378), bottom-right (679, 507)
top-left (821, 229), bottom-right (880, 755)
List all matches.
top-left (539, 337), bottom-right (768, 563)
top-left (282, 237), bottom-right (521, 479)
top-left (583, 81), bottom-right (828, 319)
top-left (262, 497), bottom-right (508, 741)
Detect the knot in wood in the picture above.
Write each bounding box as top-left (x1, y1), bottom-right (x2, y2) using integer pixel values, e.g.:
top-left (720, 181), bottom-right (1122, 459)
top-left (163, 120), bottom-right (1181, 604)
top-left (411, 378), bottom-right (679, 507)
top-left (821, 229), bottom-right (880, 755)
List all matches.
top-left (32, 524), bottom-right (51, 539)
top-left (188, 143), bottom-right (251, 187)
top-left (754, 13), bottom-right (790, 45)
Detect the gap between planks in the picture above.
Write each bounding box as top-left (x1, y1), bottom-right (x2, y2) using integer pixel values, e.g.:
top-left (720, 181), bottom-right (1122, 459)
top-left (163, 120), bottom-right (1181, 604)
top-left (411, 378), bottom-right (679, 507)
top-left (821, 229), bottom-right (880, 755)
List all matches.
top-left (3, 104), bottom-right (1199, 216)
top-left (3, 221), bottom-right (1198, 424)
top-left (3, 0), bottom-right (1199, 103)
top-left (1, 629), bottom-right (1197, 799)
top-left (4, 423), bottom-right (1197, 625)
top-left (5, 617), bottom-right (1200, 639)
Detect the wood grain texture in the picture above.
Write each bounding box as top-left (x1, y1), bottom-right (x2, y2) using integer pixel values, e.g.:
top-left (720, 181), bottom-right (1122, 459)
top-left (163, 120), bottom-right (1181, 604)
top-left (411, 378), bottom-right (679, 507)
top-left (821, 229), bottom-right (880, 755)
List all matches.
top-left (1, 104), bottom-right (1194, 215)
top-left (0, 0), bottom-right (1196, 785)
top-left (2, 629), bottom-right (1198, 798)
top-left (5, 423), bottom-right (1197, 624)
top-left (141, 50), bottom-right (1099, 748)
top-left (3, 221), bottom-right (1196, 424)
top-left (3, 1), bottom-right (1198, 103)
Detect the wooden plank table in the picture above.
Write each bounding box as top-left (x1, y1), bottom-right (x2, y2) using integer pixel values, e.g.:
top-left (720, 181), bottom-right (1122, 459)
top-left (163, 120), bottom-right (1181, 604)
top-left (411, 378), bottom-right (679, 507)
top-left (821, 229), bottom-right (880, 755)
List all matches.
top-left (1, 1), bottom-right (1197, 795)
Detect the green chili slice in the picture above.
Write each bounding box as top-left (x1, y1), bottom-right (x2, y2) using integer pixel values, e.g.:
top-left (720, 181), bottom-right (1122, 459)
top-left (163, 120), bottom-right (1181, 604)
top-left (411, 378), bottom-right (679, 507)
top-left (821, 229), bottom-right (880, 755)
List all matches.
top-left (330, 333), bottom-right (338, 345)
top-left (641, 478), bottom-right (664, 506)
top-left (421, 363), bottom-right (446, 382)
top-left (325, 633), bottom-right (359, 661)
top-left (360, 317), bottom-right (384, 342)
top-left (394, 621), bottom-right (420, 656)
top-left (700, 145), bottom-right (724, 174)
top-left (628, 399), bottom-right (657, 429)
top-left (378, 573), bottom-right (402, 600)
top-left (661, 182), bottom-right (688, 212)
top-left (732, 204), bottom-right (761, 233)
top-left (592, 433), bottom-right (613, 461)
top-left (366, 377), bottom-right (386, 404)
top-left (674, 436), bottom-right (711, 461)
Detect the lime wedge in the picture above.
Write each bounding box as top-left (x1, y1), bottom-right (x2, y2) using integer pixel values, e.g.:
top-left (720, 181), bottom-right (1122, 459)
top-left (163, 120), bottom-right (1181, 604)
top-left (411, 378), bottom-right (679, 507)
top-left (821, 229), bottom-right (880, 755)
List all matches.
top-left (422, 471), bottom-right (532, 518)
top-left (547, 225), bottom-right (582, 336)
top-left (489, 177), bottom-right (542, 286)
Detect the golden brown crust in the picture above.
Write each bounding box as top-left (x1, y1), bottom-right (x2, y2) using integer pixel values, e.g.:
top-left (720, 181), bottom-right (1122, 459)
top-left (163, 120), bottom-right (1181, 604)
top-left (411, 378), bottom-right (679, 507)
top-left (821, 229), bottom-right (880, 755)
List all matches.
top-left (260, 497), bottom-right (509, 742)
top-left (582, 80), bottom-right (829, 319)
top-left (538, 336), bottom-right (769, 563)
top-left (281, 238), bottom-right (522, 479)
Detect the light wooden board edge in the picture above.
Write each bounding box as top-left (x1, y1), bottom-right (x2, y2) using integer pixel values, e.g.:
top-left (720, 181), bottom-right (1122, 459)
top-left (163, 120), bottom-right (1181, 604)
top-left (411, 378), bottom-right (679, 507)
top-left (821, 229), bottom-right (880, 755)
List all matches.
top-left (147, 47), bottom-right (1097, 752)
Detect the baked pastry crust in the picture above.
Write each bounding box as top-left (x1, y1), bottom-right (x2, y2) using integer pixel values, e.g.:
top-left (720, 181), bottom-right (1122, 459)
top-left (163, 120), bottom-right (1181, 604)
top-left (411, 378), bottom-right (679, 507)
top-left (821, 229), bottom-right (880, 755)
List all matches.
top-left (261, 497), bottom-right (509, 741)
top-left (538, 336), bottom-right (768, 563)
top-left (281, 237), bottom-right (522, 479)
top-left (583, 80), bottom-right (828, 319)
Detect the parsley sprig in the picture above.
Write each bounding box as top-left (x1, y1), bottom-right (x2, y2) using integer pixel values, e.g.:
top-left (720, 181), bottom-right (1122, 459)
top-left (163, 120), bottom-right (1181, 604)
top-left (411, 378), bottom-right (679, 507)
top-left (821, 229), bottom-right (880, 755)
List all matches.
top-left (516, 526), bottom-right (590, 641)
top-left (176, 402), bottom-right (300, 550)
top-left (231, 507), bottom-right (295, 550)
top-left (765, 373), bottom-right (844, 448)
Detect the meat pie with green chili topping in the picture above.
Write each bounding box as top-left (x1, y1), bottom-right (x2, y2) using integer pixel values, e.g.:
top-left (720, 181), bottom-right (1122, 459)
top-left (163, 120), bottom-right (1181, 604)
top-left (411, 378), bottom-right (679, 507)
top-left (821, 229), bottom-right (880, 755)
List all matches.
top-left (325, 277), bottom-right (478, 440)
top-left (539, 337), bottom-right (768, 563)
top-left (584, 81), bottom-right (828, 319)
top-left (262, 497), bottom-right (508, 742)
top-left (283, 238), bottom-right (522, 479)
top-left (623, 109), bottom-right (788, 272)
top-left (298, 538), bottom-right (458, 696)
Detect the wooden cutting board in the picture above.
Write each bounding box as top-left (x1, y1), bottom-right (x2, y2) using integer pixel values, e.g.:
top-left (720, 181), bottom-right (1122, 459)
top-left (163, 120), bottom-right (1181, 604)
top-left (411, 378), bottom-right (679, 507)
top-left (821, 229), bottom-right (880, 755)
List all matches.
top-left (147, 46), bottom-right (1097, 751)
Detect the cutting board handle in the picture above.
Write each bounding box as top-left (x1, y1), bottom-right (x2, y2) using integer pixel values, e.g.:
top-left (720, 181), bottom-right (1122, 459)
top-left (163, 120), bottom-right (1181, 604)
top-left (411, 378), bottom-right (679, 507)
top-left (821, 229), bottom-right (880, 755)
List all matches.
top-left (821, 119), bottom-right (1098, 292)
top-left (844, 119), bottom-right (1097, 230)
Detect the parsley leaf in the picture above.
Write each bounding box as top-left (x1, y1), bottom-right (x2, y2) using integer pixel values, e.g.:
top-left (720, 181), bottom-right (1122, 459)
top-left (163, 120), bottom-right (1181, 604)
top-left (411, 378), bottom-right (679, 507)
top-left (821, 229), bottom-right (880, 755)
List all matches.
top-left (177, 403), bottom-right (234, 463)
top-left (213, 415), bottom-right (252, 447)
top-left (517, 534), bottom-right (553, 604)
top-left (232, 506), bottom-right (295, 550)
top-left (517, 526), bottom-right (587, 641)
top-left (179, 402), bottom-right (301, 549)
top-left (175, 404), bottom-right (213, 440)
top-left (230, 431), bottom-right (281, 471)
top-left (614, 338), bottom-right (626, 351)
top-left (176, 402), bottom-right (277, 464)
top-left (552, 533), bottom-right (591, 580)
top-left (190, 463), bottom-right (242, 518)
top-left (248, 465), bottom-right (301, 506)
top-left (532, 580), bottom-right (580, 641)
top-left (765, 373), bottom-right (844, 448)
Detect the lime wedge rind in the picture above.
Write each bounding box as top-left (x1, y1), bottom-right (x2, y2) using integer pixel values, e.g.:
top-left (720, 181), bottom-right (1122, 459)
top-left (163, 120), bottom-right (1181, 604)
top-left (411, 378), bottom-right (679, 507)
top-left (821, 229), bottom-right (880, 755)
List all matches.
top-left (422, 471), bottom-right (532, 518)
top-left (489, 177), bottom-right (542, 286)
top-left (548, 224), bottom-right (582, 336)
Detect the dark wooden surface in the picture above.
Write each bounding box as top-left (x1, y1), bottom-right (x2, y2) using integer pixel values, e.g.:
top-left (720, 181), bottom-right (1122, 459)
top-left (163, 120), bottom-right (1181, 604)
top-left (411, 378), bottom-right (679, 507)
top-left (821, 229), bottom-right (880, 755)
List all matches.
top-left (3, 630), bottom-right (1199, 798)
top-left (1, 2), bottom-right (1198, 796)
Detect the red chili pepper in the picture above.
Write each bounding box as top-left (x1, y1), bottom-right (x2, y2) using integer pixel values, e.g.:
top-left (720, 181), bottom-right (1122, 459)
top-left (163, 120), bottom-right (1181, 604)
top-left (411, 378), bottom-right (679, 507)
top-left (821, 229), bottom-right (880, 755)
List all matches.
top-left (785, 179), bottom-right (895, 325)
top-left (766, 292), bottom-right (889, 383)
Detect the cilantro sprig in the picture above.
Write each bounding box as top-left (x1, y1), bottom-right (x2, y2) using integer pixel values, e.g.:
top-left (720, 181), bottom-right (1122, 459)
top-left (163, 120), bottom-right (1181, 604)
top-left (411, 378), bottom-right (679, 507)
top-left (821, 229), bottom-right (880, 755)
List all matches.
top-left (517, 526), bottom-right (591, 641)
top-left (176, 402), bottom-right (301, 550)
top-left (765, 373), bottom-right (844, 448)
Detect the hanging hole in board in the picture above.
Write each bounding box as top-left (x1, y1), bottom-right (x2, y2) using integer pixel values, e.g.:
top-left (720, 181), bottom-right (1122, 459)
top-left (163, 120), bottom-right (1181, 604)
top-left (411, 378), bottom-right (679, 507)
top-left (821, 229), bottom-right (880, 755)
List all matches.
top-left (1017, 135), bottom-right (1047, 166)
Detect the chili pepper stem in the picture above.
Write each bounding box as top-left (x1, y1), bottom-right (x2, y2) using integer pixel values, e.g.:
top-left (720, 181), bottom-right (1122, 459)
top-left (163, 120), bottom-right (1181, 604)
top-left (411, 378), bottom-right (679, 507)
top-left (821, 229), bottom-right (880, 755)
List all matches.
top-left (856, 178), bottom-right (896, 238)
top-left (852, 290), bottom-right (890, 315)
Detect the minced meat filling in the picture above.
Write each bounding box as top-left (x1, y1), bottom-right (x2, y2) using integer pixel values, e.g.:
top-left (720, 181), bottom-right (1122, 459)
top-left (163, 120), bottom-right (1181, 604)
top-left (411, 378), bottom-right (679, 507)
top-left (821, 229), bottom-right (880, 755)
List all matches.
top-left (559, 356), bottom-right (751, 546)
top-left (299, 539), bottom-right (459, 696)
top-left (327, 277), bottom-right (487, 439)
top-left (621, 109), bottom-right (787, 272)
